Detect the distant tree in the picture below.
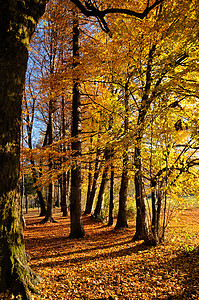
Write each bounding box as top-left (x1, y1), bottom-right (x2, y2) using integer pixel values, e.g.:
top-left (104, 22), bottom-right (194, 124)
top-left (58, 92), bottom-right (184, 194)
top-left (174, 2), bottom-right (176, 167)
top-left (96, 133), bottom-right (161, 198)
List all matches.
top-left (0, 0), bottom-right (174, 297)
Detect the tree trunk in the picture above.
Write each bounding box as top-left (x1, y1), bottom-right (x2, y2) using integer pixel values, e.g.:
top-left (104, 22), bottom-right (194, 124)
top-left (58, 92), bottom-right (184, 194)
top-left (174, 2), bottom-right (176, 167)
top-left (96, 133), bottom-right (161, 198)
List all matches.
top-left (93, 162), bottom-right (109, 219)
top-left (156, 188), bottom-right (163, 237)
top-left (61, 95), bottom-right (68, 216)
top-left (133, 45), bottom-right (157, 245)
top-left (115, 157), bottom-right (128, 229)
top-left (42, 98), bottom-right (56, 223)
top-left (115, 81), bottom-right (129, 229)
top-left (84, 148), bottom-right (101, 215)
top-left (61, 171), bottom-right (68, 216)
top-left (151, 182), bottom-right (158, 241)
top-left (35, 182), bottom-right (46, 216)
top-left (0, 1), bottom-right (47, 298)
top-left (25, 90), bottom-right (46, 216)
top-left (151, 179), bottom-right (163, 242)
top-left (133, 145), bottom-right (156, 245)
top-left (69, 9), bottom-right (85, 238)
top-left (133, 145), bottom-right (148, 239)
top-left (108, 165), bottom-right (114, 226)
top-left (86, 160), bottom-right (92, 211)
top-left (31, 167), bottom-right (46, 216)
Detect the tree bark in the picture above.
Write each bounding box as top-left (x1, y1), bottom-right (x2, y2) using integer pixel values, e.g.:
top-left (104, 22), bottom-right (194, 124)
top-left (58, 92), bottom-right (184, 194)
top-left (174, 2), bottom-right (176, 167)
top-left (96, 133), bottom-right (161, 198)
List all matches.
top-left (133, 141), bottom-right (157, 246)
top-left (133, 45), bottom-right (157, 245)
top-left (115, 156), bottom-right (128, 229)
top-left (69, 9), bottom-right (85, 238)
top-left (24, 80), bottom-right (46, 217)
top-left (151, 179), bottom-right (164, 241)
top-left (84, 148), bottom-right (101, 214)
top-left (86, 158), bottom-right (92, 212)
top-left (108, 164), bottom-right (114, 226)
top-left (115, 81), bottom-right (129, 229)
top-left (32, 171), bottom-right (46, 216)
top-left (42, 98), bottom-right (56, 223)
top-left (61, 95), bottom-right (68, 216)
top-left (93, 159), bottom-right (109, 219)
top-left (151, 180), bottom-right (158, 240)
top-left (0, 0), bottom-right (47, 298)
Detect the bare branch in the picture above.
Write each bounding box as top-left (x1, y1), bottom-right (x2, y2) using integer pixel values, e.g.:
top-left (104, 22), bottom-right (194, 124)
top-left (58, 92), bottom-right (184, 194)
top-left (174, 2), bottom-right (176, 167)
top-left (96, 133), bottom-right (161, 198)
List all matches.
top-left (70, 0), bottom-right (164, 33)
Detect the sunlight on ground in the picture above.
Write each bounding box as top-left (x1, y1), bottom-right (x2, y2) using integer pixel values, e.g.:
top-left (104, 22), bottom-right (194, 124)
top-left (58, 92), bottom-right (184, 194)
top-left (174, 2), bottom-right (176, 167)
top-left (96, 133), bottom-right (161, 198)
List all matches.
top-left (19, 208), bottom-right (199, 300)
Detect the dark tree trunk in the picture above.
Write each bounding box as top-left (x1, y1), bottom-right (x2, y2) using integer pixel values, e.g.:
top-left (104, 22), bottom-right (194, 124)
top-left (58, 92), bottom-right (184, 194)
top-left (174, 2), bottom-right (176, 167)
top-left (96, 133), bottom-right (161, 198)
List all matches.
top-left (108, 164), bottom-right (114, 226)
top-left (69, 9), bottom-right (85, 238)
top-left (55, 179), bottom-right (60, 207)
top-left (30, 157), bottom-right (46, 216)
top-left (0, 1), bottom-right (47, 298)
top-left (133, 145), bottom-right (156, 245)
top-left (61, 95), bottom-right (68, 216)
top-left (86, 160), bottom-right (92, 211)
top-left (85, 133), bottom-right (93, 210)
top-left (33, 176), bottom-right (46, 216)
top-left (42, 98), bottom-right (55, 223)
top-left (61, 171), bottom-right (68, 216)
top-left (133, 45), bottom-right (157, 245)
top-left (151, 180), bottom-right (163, 241)
top-left (25, 194), bottom-right (28, 214)
top-left (151, 184), bottom-right (158, 240)
top-left (115, 158), bottom-right (128, 229)
top-left (133, 145), bottom-right (148, 240)
top-left (43, 183), bottom-right (54, 222)
top-left (115, 81), bottom-right (129, 229)
top-left (156, 188), bottom-right (163, 236)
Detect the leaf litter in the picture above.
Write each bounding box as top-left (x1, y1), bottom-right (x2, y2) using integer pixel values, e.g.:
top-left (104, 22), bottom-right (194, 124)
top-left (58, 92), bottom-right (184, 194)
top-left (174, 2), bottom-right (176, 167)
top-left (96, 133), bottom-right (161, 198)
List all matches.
top-left (2, 208), bottom-right (199, 299)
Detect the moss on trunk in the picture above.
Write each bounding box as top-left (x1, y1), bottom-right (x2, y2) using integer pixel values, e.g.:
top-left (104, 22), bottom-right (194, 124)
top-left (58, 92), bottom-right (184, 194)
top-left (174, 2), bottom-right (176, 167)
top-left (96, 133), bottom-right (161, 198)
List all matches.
top-left (0, 191), bottom-right (41, 299)
top-left (0, 1), bottom-right (48, 298)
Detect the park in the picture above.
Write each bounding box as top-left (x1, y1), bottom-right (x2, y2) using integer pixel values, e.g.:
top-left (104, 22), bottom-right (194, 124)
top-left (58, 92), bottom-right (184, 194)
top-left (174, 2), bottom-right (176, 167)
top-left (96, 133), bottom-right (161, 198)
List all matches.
top-left (0, 0), bottom-right (198, 299)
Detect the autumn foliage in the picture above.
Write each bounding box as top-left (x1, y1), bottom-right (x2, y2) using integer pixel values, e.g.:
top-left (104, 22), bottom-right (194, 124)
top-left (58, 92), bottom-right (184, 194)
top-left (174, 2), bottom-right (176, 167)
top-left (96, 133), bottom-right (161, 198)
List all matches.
top-left (1, 0), bottom-right (199, 299)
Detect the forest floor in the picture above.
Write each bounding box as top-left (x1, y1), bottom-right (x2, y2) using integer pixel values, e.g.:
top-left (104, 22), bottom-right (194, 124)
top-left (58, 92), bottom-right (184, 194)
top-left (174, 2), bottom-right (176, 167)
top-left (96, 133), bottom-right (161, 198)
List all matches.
top-left (4, 207), bottom-right (199, 299)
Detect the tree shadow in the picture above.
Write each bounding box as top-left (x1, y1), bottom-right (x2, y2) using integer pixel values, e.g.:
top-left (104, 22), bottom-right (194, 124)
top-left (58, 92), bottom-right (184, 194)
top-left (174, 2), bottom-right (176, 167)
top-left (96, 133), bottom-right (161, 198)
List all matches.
top-left (163, 245), bottom-right (199, 299)
top-left (25, 219), bottom-right (136, 261)
top-left (30, 241), bottom-right (150, 269)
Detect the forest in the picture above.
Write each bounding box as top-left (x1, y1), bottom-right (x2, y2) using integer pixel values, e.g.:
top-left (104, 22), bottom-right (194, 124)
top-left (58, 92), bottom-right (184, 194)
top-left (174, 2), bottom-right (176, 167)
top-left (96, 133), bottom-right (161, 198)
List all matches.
top-left (0, 0), bottom-right (198, 299)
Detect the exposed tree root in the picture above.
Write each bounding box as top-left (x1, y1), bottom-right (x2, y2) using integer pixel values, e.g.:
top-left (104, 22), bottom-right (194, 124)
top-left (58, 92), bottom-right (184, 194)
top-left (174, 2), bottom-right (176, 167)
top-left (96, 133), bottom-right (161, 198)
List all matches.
top-left (2, 254), bottom-right (43, 300)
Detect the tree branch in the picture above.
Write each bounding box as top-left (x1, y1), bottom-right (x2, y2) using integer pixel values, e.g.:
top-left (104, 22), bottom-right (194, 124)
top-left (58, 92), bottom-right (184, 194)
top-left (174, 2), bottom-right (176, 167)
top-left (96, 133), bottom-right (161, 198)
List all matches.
top-left (70, 0), bottom-right (164, 33)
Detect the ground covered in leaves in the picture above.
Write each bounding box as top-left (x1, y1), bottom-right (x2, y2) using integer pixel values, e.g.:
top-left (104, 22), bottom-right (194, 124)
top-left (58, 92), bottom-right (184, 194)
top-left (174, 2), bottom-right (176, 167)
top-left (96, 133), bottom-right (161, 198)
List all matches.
top-left (3, 208), bottom-right (199, 299)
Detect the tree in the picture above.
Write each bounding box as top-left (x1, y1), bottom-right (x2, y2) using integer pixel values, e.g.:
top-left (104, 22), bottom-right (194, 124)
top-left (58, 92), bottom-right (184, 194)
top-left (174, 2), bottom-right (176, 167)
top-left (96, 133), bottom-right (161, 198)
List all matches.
top-left (23, 74), bottom-right (46, 216)
top-left (115, 81), bottom-right (130, 229)
top-left (108, 161), bottom-right (114, 226)
top-left (0, 0), bottom-right (181, 297)
top-left (93, 149), bottom-right (111, 218)
top-left (41, 12), bottom-right (58, 223)
top-left (69, 8), bottom-right (85, 238)
top-left (0, 0), bottom-right (48, 298)
top-left (84, 126), bottom-right (103, 215)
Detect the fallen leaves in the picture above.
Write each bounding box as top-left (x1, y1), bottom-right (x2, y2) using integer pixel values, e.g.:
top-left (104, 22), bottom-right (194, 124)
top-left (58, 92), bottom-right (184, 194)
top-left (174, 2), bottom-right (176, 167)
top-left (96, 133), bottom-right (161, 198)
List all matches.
top-left (22, 208), bottom-right (199, 299)
top-left (1, 208), bottom-right (198, 299)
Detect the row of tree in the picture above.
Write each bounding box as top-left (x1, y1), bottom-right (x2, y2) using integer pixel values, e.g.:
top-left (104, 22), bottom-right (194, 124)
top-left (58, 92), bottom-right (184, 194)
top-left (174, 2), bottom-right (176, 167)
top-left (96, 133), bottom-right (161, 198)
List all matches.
top-left (0, 0), bottom-right (198, 298)
top-left (22, 0), bottom-right (199, 243)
